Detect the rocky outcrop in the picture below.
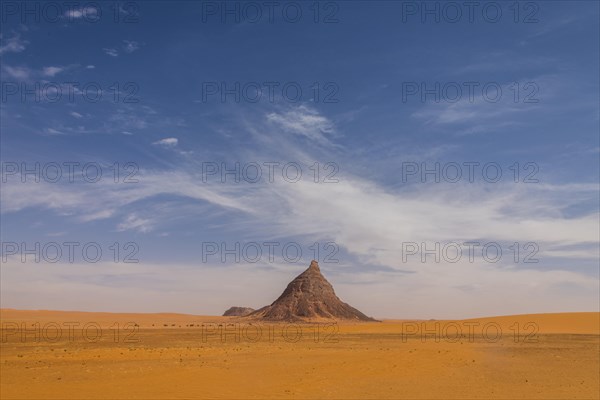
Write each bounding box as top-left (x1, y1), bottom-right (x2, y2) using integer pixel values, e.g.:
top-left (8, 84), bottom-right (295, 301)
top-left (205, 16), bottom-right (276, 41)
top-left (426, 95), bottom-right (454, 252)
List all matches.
top-left (223, 307), bottom-right (255, 317)
top-left (248, 260), bottom-right (376, 322)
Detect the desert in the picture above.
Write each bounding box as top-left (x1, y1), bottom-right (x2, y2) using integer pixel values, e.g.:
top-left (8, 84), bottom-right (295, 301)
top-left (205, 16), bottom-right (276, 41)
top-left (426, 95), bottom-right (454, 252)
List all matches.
top-left (1, 309), bottom-right (598, 399)
top-left (2, 1), bottom-right (599, 398)
top-left (1, 263), bottom-right (599, 399)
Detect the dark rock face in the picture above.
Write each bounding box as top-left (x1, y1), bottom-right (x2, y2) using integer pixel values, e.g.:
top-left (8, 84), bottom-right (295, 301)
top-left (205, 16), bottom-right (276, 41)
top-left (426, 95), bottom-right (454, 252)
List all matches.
top-left (249, 260), bottom-right (376, 322)
top-left (223, 307), bottom-right (255, 317)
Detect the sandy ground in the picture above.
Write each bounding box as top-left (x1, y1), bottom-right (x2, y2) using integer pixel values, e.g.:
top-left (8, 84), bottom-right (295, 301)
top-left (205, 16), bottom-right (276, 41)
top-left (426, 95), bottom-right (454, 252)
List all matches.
top-left (1, 309), bottom-right (598, 399)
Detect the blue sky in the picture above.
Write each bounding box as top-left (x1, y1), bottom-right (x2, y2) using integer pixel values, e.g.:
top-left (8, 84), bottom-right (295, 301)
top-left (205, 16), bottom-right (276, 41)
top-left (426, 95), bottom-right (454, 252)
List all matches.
top-left (1, 1), bottom-right (599, 318)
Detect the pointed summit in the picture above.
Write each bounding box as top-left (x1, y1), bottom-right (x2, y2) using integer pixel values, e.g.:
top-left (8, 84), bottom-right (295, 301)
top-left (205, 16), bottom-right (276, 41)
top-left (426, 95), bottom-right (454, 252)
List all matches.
top-left (248, 261), bottom-right (376, 322)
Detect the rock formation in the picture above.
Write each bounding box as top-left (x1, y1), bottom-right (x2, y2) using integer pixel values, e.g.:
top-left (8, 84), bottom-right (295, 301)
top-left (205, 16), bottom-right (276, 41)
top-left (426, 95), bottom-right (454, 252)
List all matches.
top-left (248, 260), bottom-right (376, 322)
top-left (223, 306), bottom-right (255, 317)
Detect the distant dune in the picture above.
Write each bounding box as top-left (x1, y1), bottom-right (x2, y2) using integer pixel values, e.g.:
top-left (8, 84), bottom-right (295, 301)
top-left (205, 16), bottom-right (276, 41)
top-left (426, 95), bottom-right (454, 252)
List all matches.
top-left (0, 308), bottom-right (231, 328)
top-left (383, 312), bottom-right (600, 334)
top-left (1, 309), bottom-right (597, 333)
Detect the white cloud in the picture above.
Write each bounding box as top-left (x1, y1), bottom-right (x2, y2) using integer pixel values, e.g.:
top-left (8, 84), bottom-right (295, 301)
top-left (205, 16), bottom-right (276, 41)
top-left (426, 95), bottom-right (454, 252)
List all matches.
top-left (0, 34), bottom-right (27, 55)
top-left (103, 48), bottom-right (119, 57)
top-left (260, 179), bottom-right (599, 265)
top-left (64, 7), bottom-right (99, 19)
top-left (42, 66), bottom-right (65, 77)
top-left (2, 162), bottom-right (596, 265)
top-left (266, 105), bottom-right (336, 145)
top-left (70, 111), bottom-right (84, 118)
top-left (123, 40), bottom-right (140, 53)
top-left (86, 65), bottom-right (96, 69)
top-left (117, 214), bottom-right (154, 233)
top-left (152, 137), bottom-right (179, 147)
top-left (3, 64), bottom-right (74, 82)
top-left (2, 65), bottom-right (31, 80)
top-left (0, 170), bottom-right (252, 221)
top-left (43, 128), bottom-right (66, 135)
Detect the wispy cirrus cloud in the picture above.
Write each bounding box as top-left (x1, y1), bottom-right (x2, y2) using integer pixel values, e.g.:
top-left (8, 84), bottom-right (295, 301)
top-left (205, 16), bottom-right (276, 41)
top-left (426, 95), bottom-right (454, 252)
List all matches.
top-left (0, 169), bottom-right (253, 222)
top-left (103, 48), bottom-right (119, 57)
top-left (1, 105), bottom-right (597, 317)
top-left (152, 138), bottom-right (179, 147)
top-left (410, 78), bottom-right (549, 134)
top-left (3, 105), bottom-right (597, 253)
top-left (2, 65), bottom-right (31, 80)
top-left (266, 105), bottom-right (337, 146)
top-left (43, 128), bottom-right (66, 135)
top-left (103, 41), bottom-right (141, 57)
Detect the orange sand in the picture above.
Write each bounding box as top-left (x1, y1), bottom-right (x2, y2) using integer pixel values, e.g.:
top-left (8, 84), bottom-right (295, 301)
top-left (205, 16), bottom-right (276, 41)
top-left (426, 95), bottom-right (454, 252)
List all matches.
top-left (1, 309), bottom-right (598, 399)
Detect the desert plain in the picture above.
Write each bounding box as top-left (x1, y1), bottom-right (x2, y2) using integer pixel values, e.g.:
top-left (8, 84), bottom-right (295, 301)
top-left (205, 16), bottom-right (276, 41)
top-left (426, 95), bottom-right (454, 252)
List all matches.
top-left (0, 309), bottom-right (598, 399)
